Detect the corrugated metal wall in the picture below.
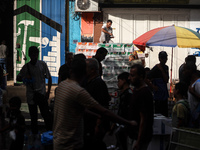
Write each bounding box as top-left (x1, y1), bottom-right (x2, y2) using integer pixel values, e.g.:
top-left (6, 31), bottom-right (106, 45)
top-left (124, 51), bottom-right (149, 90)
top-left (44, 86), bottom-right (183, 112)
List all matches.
top-left (69, 1), bottom-right (81, 53)
top-left (41, 0), bottom-right (65, 83)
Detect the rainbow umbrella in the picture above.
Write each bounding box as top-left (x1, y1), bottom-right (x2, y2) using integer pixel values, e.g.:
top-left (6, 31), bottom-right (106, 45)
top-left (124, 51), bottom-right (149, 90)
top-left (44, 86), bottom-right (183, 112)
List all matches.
top-left (133, 25), bottom-right (200, 94)
top-left (133, 25), bottom-right (200, 49)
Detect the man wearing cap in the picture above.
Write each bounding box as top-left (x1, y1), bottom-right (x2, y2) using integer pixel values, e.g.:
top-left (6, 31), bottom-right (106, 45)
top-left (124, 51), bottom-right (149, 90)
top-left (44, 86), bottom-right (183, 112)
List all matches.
top-left (147, 51), bottom-right (169, 117)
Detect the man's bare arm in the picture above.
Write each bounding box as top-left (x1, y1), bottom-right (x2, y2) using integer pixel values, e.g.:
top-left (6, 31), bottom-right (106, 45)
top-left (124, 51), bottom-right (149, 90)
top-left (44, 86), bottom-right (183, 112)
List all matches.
top-left (102, 28), bottom-right (113, 36)
top-left (92, 104), bottom-right (137, 126)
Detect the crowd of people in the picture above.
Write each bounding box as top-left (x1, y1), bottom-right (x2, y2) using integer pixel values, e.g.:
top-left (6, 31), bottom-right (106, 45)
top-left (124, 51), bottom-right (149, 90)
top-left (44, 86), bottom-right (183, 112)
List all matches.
top-left (0, 44), bottom-right (200, 150)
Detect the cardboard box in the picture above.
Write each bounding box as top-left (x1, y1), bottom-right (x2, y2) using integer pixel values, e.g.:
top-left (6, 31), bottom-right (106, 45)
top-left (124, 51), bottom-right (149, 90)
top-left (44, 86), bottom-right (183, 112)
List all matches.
top-left (153, 114), bottom-right (172, 135)
top-left (147, 135), bottom-right (170, 150)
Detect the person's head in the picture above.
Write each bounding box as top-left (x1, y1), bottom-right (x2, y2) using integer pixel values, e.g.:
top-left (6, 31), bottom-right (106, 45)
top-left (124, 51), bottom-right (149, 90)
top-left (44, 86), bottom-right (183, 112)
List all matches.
top-left (74, 53), bottom-right (86, 60)
top-left (129, 51), bottom-right (138, 61)
top-left (70, 58), bottom-right (86, 80)
top-left (117, 72), bottom-right (130, 90)
top-left (95, 47), bottom-right (108, 62)
top-left (1, 40), bottom-right (6, 45)
top-left (174, 82), bottom-right (188, 99)
top-left (183, 62), bottom-right (197, 80)
top-left (9, 97), bottom-right (21, 110)
top-left (133, 51), bottom-right (138, 58)
top-left (85, 58), bottom-right (99, 78)
top-left (144, 67), bottom-right (150, 77)
top-left (66, 52), bottom-right (74, 65)
top-left (106, 20), bottom-right (112, 28)
top-left (129, 64), bottom-right (145, 87)
top-left (158, 51), bottom-right (168, 65)
top-left (185, 55), bottom-right (196, 64)
top-left (28, 46), bottom-right (39, 65)
top-left (129, 55), bottom-right (134, 61)
top-left (195, 70), bottom-right (200, 77)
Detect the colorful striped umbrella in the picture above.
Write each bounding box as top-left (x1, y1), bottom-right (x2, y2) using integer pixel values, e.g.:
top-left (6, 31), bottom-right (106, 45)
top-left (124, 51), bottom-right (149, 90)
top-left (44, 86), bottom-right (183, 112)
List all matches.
top-left (133, 25), bottom-right (200, 49)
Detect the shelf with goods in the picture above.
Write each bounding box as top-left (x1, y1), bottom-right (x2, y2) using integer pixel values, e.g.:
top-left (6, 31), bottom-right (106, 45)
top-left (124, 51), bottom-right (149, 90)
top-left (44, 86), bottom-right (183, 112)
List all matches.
top-left (75, 42), bottom-right (98, 58)
top-left (100, 43), bottom-right (134, 92)
top-left (102, 43), bottom-right (136, 112)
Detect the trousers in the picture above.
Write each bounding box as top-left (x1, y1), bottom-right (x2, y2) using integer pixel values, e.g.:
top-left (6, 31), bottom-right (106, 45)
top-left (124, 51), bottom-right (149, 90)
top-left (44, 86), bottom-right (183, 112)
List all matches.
top-left (0, 58), bottom-right (6, 72)
top-left (28, 96), bottom-right (53, 134)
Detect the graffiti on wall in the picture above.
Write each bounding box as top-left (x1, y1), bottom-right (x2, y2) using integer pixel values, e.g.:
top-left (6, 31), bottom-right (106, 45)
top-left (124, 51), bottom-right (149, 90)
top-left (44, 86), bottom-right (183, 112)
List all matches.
top-left (14, 1), bottom-right (65, 83)
top-left (16, 20), bottom-right (61, 77)
top-left (15, 19), bottom-right (61, 78)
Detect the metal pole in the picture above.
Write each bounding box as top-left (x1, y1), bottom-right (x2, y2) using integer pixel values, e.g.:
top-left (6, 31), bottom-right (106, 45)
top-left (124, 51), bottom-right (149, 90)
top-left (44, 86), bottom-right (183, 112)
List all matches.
top-left (170, 47), bottom-right (173, 94)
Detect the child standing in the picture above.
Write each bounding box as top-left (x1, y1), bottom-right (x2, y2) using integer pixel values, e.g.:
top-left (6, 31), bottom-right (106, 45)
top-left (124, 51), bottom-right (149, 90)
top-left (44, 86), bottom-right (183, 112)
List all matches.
top-left (115, 72), bottom-right (133, 150)
top-left (0, 97), bottom-right (25, 150)
top-left (172, 82), bottom-right (190, 128)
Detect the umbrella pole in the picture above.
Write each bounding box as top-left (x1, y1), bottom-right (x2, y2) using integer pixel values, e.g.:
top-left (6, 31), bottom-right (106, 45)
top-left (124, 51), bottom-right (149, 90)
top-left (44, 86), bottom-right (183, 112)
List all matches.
top-left (170, 47), bottom-right (173, 97)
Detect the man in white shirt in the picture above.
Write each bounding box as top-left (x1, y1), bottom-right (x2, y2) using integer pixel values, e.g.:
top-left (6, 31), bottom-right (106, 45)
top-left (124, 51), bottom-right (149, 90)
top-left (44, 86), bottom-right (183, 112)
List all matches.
top-left (184, 63), bottom-right (200, 128)
top-left (0, 40), bottom-right (7, 72)
top-left (99, 20), bottom-right (114, 43)
top-left (17, 46), bottom-right (53, 134)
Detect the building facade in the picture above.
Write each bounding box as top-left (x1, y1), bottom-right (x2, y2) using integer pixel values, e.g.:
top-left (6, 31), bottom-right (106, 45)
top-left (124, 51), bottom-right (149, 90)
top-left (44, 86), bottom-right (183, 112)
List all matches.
top-left (13, 0), bottom-right (200, 83)
top-left (68, 0), bottom-right (200, 79)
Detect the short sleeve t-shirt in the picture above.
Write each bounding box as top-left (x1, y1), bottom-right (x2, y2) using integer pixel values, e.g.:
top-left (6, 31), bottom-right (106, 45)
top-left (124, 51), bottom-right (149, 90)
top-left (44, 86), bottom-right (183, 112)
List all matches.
top-left (128, 86), bottom-right (154, 142)
top-left (85, 76), bottom-right (111, 108)
top-left (147, 64), bottom-right (169, 100)
top-left (17, 60), bottom-right (51, 104)
top-left (0, 44), bottom-right (7, 59)
top-left (9, 111), bottom-right (25, 134)
top-left (99, 24), bottom-right (113, 43)
top-left (188, 78), bottom-right (200, 114)
top-left (118, 88), bottom-right (133, 119)
top-left (172, 99), bottom-right (190, 127)
top-left (53, 79), bottom-right (98, 150)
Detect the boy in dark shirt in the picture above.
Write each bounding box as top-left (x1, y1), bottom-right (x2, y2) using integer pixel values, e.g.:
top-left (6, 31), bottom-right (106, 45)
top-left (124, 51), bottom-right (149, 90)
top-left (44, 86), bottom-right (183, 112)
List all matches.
top-left (117, 72), bottom-right (133, 120)
top-left (172, 82), bottom-right (190, 128)
top-left (115, 72), bottom-right (133, 150)
top-left (0, 97), bottom-right (25, 150)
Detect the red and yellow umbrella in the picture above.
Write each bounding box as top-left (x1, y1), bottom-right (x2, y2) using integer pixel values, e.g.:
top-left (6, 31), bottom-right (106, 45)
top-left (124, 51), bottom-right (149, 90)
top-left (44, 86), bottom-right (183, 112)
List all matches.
top-left (133, 25), bottom-right (200, 49)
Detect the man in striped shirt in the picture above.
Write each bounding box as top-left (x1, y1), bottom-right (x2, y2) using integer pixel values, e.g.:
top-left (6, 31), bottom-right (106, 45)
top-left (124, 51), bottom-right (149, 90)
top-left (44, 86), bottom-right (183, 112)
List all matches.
top-left (53, 58), bottom-right (137, 150)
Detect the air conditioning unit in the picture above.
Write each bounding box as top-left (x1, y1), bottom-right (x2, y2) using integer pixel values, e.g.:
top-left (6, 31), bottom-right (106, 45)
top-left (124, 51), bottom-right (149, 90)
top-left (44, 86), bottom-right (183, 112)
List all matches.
top-left (75, 0), bottom-right (99, 12)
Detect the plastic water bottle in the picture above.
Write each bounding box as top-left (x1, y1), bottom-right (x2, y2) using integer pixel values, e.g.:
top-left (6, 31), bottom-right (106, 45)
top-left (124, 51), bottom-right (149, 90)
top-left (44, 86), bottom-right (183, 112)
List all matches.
top-left (27, 133), bottom-right (34, 150)
top-left (0, 88), bottom-right (2, 107)
top-left (23, 133), bottom-right (28, 150)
